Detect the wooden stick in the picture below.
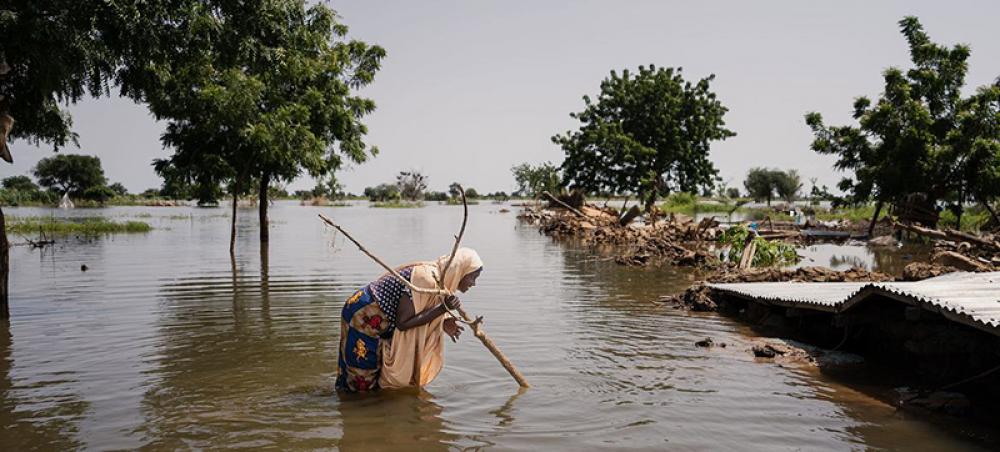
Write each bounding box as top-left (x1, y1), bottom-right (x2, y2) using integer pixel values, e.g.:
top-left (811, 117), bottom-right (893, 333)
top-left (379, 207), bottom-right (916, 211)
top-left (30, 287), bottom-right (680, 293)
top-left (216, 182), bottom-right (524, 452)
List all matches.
top-left (318, 214), bottom-right (450, 297)
top-left (541, 191), bottom-right (588, 219)
top-left (437, 186), bottom-right (530, 388)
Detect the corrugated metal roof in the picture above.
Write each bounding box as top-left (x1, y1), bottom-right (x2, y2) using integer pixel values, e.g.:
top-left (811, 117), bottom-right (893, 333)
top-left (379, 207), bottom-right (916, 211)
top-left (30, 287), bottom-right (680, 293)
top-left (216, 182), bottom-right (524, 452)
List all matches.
top-left (708, 272), bottom-right (1000, 336)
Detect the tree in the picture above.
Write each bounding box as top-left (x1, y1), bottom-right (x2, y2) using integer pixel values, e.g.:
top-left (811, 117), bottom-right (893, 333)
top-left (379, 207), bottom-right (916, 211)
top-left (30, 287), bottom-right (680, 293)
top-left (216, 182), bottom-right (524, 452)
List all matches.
top-left (364, 184), bottom-right (400, 202)
top-left (805, 17), bottom-right (999, 229)
top-left (2, 175), bottom-right (37, 192)
top-left (108, 182), bottom-right (128, 196)
top-left (554, 65), bottom-right (735, 211)
top-left (82, 185), bottom-right (116, 204)
top-left (464, 187), bottom-right (480, 199)
top-left (396, 171), bottom-right (427, 201)
top-left (510, 162), bottom-right (561, 197)
top-left (773, 169), bottom-right (802, 203)
top-left (33, 154), bottom-right (106, 197)
top-left (744, 168), bottom-right (776, 205)
top-left (725, 187), bottom-right (741, 199)
top-left (140, 0), bottom-right (385, 249)
top-left (0, 0), bottom-right (130, 318)
top-left (448, 182), bottom-right (463, 199)
top-left (425, 191), bottom-right (448, 202)
top-left (743, 168), bottom-right (801, 205)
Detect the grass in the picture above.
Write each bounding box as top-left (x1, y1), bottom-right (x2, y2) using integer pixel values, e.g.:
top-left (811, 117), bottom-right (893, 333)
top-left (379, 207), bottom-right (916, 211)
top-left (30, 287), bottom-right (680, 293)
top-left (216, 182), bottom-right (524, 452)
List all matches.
top-left (939, 208), bottom-right (991, 232)
top-left (8, 216), bottom-right (152, 235)
top-left (813, 204), bottom-right (888, 223)
top-left (444, 198), bottom-right (480, 205)
top-left (742, 208), bottom-right (794, 222)
top-left (659, 193), bottom-right (743, 215)
top-left (370, 200), bottom-right (424, 209)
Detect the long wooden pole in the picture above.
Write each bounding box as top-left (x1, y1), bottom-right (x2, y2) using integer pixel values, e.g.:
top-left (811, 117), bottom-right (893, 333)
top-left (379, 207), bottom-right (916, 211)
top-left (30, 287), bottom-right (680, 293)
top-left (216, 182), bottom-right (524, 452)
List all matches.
top-left (318, 197), bottom-right (530, 387)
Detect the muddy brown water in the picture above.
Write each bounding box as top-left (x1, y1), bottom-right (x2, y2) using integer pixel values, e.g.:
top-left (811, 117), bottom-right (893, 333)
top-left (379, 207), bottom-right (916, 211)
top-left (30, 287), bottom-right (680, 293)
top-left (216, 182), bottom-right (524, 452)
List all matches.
top-left (0, 202), bottom-right (990, 450)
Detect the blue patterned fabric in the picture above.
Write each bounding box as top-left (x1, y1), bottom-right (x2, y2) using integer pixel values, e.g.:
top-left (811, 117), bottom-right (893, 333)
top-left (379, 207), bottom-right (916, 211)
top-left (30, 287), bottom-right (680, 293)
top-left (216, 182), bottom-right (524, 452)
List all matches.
top-left (367, 266), bottom-right (414, 331)
top-left (335, 267), bottom-right (416, 393)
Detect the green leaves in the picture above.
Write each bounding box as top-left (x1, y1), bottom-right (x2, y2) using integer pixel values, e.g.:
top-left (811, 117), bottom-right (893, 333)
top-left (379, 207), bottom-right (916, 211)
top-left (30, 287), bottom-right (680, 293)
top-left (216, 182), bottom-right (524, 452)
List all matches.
top-left (32, 154), bottom-right (106, 196)
top-left (805, 16), bottom-right (997, 220)
top-left (554, 65), bottom-right (734, 209)
top-left (511, 162), bottom-right (561, 197)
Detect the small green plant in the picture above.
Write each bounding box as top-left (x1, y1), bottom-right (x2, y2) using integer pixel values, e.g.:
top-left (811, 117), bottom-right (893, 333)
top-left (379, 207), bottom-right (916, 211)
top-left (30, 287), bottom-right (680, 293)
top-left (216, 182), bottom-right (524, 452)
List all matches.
top-left (370, 201), bottom-right (423, 209)
top-left (718, 225), bottom-right (798, 267)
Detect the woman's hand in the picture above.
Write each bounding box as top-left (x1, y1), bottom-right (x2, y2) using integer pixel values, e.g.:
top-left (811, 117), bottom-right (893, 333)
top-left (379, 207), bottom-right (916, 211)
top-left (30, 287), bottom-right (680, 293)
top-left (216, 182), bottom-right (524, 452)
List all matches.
top-left (443, 317), bottom-right (464, 342)
top-left (444, 295), bottom-right (462, 311)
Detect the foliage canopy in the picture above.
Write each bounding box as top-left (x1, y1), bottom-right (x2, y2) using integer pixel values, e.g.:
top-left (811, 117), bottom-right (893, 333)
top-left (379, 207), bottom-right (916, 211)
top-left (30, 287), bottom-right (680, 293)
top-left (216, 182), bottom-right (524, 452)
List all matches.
top-left (554, 65), bottom-right (735, 210)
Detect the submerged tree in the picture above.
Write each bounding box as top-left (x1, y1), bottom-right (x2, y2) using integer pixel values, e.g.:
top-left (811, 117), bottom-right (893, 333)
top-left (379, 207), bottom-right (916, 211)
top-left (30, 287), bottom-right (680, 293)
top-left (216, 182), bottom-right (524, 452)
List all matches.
top-left (554, 65), bottom-right (735, 211)
top-left (805, 16), bottom-right (1000, 230)
top-left (397, 171), bottom-right (427, 201)
top-left (139, 0), bottom-right (384, 250)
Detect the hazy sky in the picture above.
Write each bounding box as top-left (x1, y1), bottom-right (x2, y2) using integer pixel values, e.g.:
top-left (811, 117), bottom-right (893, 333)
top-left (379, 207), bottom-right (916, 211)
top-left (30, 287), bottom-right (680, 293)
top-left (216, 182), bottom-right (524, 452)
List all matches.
top-left (9, 0), bottom-right (1000, 194)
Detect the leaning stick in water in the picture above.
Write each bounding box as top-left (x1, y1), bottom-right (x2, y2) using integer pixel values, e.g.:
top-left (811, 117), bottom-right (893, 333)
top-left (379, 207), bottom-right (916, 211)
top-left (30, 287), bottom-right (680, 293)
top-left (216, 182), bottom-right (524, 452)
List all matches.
top-left (318, 208), bottom-right (530, 388)
top-left (435, 185), bottom-right (530, 388)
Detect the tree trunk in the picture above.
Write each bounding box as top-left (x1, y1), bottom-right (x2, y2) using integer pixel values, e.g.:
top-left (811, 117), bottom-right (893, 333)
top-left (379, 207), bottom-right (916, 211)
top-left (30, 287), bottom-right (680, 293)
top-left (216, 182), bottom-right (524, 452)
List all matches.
top-left (619, 205), bottom-right (642, 227)
top-left (230, 177), bottom-right (240, 258)
top-left (259, 171), bottom-right (270, 243)
top-left (867, 200), bottom-right (883, 237)
top-left (0, 205), bottom-right (8, 319)
top-left (981, 201), bottom-right (1000, 226)
top-left (643, 191), bottom-right (657, 214)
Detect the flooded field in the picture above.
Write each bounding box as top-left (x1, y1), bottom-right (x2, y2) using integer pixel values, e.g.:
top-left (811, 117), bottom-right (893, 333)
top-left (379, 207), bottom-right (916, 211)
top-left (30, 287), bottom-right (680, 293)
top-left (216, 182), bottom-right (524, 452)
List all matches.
top-left (0, 202), bottom-right (990, 450)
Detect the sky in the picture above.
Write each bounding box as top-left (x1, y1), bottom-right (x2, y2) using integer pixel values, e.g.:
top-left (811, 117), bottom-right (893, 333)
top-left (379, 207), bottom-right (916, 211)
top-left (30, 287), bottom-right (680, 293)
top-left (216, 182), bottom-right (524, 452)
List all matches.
top-left (8, 0), bottom-right (1000, 195)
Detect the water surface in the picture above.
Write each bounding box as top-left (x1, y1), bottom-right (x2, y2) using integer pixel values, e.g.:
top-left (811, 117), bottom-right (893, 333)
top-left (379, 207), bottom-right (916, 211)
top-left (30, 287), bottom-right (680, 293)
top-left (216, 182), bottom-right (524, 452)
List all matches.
top-left (0, 202), bottom-right (988, 450)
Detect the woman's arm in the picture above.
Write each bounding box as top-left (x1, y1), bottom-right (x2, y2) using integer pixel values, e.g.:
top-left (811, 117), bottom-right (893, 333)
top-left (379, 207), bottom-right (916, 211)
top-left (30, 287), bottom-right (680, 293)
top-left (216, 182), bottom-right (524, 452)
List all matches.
top-left (396, 294), bottom-right (461, 331)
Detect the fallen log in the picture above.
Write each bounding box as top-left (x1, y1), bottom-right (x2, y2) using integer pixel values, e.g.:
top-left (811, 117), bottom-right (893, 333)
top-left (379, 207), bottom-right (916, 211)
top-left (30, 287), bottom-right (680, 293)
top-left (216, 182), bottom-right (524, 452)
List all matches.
top-left (894, 221), bottom-right (1000, 251)
top-left (541, 191), bottom-right (588, 219)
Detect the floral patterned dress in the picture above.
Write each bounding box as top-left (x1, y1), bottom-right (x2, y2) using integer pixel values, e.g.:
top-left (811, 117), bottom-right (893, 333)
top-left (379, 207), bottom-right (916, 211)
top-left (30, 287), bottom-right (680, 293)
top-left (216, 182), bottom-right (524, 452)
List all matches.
top-left (336, 266), bottom-right (415, 392)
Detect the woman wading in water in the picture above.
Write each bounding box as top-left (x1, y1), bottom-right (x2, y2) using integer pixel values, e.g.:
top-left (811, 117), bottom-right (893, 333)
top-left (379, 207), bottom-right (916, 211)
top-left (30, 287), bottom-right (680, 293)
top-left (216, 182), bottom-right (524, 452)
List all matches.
top-left (336, 248), bottom-right (483, 392)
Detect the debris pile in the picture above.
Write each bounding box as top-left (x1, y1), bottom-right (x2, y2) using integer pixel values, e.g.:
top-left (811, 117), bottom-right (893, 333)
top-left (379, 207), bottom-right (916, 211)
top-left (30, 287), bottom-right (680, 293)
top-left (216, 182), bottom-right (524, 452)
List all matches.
top-left (894, 222), bottom-right (1000, 271)
top-left (521, 204), bottom-right (724, 267)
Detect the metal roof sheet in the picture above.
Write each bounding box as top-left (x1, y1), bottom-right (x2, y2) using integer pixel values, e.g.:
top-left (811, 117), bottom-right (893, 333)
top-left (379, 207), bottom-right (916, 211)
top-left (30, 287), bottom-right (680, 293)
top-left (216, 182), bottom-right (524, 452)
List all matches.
top-left (707, 272), bottom-right (1000, 336)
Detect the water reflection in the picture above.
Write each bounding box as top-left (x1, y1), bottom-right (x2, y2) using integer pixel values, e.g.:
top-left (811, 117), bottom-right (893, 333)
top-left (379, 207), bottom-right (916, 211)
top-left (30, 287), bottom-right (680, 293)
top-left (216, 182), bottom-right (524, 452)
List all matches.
top-left (0, 324), bottom-right (88, 450)
top-left (338, 389), bottom-right (456, 451)
top-left (0, 203), bottom-right (987, 450)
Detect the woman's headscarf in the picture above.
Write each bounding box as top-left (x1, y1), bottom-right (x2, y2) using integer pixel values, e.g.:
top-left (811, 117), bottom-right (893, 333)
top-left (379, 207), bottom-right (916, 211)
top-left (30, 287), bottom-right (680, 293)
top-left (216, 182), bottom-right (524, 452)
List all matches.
top-left (378, 247), bottom-right (483, 389)
top-left (435, 247), bottom-right (483, 293)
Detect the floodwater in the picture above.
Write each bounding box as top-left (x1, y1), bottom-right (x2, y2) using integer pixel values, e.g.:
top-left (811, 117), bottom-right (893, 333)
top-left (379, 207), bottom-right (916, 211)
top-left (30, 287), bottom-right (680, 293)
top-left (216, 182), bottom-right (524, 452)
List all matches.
top-left (0, 202), bottom-right (990, 450)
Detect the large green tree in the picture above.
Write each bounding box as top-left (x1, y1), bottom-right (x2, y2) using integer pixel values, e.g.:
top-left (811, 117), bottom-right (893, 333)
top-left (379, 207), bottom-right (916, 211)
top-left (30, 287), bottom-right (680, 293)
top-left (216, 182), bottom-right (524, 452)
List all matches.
top-left (0, 1), bottom-right (130, 318)
top-left (144, 0), bottom-right (384, 252)
top-left (805, 16), bottom-right (1000, 228)
top-left (554, 65), bottom-right (735, 211)
top-left (33, 154), bottom-right (106, 196)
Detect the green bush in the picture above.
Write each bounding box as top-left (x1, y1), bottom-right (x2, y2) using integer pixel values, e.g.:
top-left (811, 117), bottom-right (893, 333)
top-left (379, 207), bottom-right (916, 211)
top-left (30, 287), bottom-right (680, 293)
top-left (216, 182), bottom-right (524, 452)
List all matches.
top-left (718, 224), bottom-right (798, 267)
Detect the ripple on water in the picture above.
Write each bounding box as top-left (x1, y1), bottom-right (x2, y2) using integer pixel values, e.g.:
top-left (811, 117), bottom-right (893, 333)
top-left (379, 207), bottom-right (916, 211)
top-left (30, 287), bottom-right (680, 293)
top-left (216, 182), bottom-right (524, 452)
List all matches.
top-left (0, 203), bottom-right (992, 451)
